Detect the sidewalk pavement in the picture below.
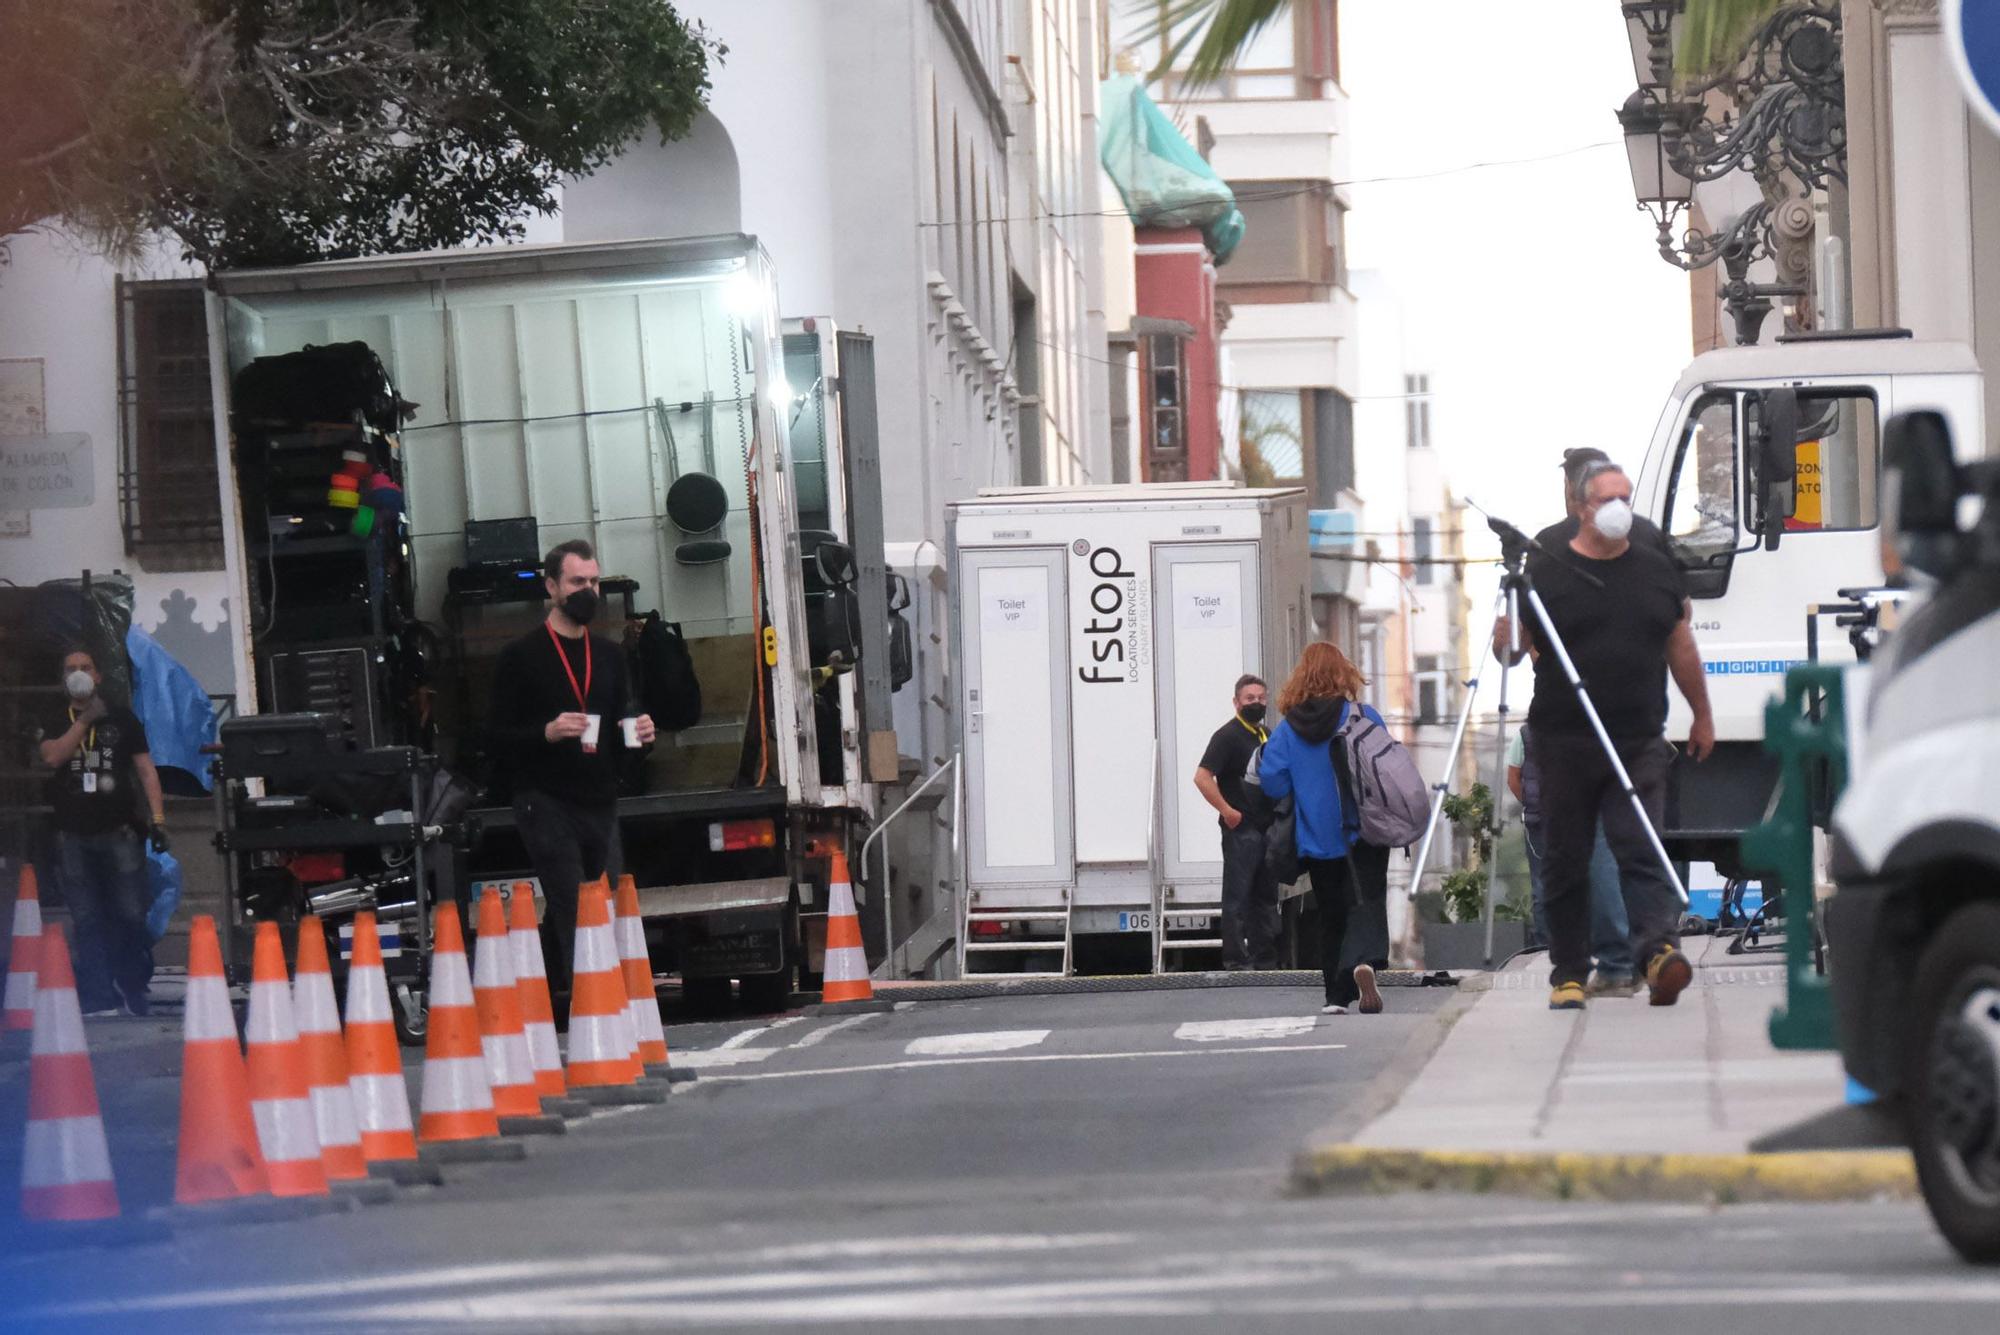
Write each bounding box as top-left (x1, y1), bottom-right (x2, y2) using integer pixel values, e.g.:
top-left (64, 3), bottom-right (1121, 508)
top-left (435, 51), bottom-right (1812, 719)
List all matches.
top-left (1295, 936), bottom-right (1919, 1203)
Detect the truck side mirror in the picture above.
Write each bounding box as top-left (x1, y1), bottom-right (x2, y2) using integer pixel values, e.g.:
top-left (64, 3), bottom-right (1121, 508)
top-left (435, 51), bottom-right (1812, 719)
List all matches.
top-left (815, 540), bottom-right (859, 589)
top-left (1754, 387), bottom-right (1800, 552)
top-left (1883, 410), bottom-right (1966, 580)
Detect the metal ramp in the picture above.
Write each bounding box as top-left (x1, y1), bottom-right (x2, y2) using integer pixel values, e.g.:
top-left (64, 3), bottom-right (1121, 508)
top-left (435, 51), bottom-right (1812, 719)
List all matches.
top-left (957, 889), bottom-right (1072, 978)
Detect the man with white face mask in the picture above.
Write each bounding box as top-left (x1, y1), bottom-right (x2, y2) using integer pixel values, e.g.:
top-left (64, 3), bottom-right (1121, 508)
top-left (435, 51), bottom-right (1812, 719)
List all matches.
top-left (34, 648), bottom-right (167, 1017)
top-left (1496, 462), bottom-right (1715, 1011)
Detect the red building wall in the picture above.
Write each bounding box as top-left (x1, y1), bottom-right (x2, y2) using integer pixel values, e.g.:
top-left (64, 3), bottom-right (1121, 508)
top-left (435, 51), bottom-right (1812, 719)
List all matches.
top-left (1134, 226), bottom-right (1222, 483)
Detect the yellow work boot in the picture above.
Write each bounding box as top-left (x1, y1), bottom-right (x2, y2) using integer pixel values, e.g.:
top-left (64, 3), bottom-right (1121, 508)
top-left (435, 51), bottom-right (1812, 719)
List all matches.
top-left (1548, 981), bottom-right (1587, 1011)
top-left (1646, 946), bottom-right (1694, 1007)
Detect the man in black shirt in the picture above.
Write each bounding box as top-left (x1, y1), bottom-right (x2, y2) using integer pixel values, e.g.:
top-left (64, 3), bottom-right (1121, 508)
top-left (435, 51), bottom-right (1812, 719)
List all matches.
top-left (35, 648), bottom-right (168, 1017)
top-left (1194, 674), bottom-right (1277, 970)
top-left (1496, 462), bottom-right (1714, 1011)
top-left (489, 539), bottom-right (654, 1004)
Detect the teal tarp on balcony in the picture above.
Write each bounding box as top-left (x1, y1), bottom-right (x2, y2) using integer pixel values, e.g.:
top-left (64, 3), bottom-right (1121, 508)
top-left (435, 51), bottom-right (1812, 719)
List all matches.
top-left (1098, 76), bottom-right (1244, 262)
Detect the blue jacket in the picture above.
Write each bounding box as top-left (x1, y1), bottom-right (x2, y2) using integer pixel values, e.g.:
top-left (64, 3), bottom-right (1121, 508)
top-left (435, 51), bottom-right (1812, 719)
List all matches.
top-left (1259, 697), bottom-right (1384, 861)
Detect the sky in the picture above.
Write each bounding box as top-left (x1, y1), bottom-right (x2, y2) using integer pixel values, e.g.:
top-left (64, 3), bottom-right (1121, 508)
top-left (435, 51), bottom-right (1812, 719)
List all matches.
top-left (1338, 0), bottom-right (1693, 635)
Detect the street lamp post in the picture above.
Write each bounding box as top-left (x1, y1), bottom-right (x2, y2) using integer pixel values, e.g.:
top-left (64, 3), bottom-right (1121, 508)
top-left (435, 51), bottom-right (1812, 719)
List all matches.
top-left (1614, 1), bottom-right (1845, 345)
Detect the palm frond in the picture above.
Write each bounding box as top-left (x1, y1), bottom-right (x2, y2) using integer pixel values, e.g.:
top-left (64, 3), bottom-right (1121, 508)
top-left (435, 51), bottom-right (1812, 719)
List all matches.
top-left (1674, 0), bottom-right (1784, 83)
top-left (1125, 0), bottom-right (1293, 90)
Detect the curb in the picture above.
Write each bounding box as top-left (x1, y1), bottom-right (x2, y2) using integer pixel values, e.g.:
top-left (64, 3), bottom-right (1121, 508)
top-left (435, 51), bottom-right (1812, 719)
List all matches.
top-left (1290, 1144), bottom-right (1919, 1204)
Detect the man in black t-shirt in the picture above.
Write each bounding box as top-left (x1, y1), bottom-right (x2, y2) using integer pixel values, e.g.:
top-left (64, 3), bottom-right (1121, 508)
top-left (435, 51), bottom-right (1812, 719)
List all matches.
top-left (1496, 462), bottom-right (1715, 1011)
top-left (489, 539), bottom-right (655, 1005)
top-left (1194, 674), bottom-right (1277, 970)
top-left (35, 648), bottom-right (169, 1017)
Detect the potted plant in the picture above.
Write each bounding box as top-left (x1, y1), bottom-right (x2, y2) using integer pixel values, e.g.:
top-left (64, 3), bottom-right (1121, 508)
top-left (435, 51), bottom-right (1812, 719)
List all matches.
top-left (1418, 783), bottom-right (1530, 969)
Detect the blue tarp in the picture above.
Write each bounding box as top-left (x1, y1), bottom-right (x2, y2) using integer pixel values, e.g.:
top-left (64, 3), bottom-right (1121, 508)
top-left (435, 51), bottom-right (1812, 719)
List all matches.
top-left (125, 625), bottom-right (217, 793)
top-left (1099, 75), bottom-right (1245, 262)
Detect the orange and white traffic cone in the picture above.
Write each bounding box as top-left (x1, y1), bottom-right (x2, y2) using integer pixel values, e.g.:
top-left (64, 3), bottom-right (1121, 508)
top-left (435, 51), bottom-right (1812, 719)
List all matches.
top-left (20, 925), bottom-right (119, 1221)
top-left (4, 862), bottom-right (43, 1030)
top-left (613, 876), bottom-right (671, 1072)
top-left (820, 848), bottom-right (874, 1005)
top-left (565, 884), bottom-right (641, 1091)
top-left (293, 918), bottom-right (365, 1181)
top-left (417, 903), bottom-right (500, 1143)
top-left (245, 922), bottom-right (328, 1197)
top-left (174, 915), bottom-right (269, 1206)
top-left (473, 889), bottom-right (539, 1119)
top-left (342, 911), bottom-right (417, 1162)
top-left (508, 885), bottom-right (565, 1100)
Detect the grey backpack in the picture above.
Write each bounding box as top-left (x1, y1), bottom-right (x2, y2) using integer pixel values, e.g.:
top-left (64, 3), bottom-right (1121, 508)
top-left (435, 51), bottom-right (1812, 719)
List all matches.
top-left (1331, 703), bottom-right (1430, 849)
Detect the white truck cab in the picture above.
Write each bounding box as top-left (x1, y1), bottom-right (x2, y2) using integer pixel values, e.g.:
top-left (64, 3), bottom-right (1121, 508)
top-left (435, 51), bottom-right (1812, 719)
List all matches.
top-left (1632, 331), bottom-right (1984, 871)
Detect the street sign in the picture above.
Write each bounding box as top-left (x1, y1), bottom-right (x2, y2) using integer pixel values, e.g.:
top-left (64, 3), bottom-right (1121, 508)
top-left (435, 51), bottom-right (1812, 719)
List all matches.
top-left (1947, 0), bottom-right (2000, 139)
top-left (0, 432), bottom-right (92, 510)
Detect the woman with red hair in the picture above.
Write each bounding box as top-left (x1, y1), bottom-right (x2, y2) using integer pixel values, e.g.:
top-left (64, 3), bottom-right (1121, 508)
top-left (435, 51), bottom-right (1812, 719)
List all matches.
top-left (1256, 642), bottom-right (1392, 1014)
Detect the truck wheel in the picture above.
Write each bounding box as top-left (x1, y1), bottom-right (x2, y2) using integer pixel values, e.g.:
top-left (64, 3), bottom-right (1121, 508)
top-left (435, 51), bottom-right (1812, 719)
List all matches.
top-left (1906, 903), bottom-right (2000, 1264)
top-left (740, 969), bottom-right (792, 1013)
top-left (392, 982), bottom-right (429, 1049)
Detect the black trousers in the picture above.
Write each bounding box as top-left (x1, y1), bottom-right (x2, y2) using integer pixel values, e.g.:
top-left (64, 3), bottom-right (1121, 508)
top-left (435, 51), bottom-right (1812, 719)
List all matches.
top-left (512, 789), bottom-right (623, 1004)
top-left (1304, 843), bottom-right (1390, 1006)
top-left (1533, 730), bottom-right (1679, 988)
top-left (1219, 824), bottom-right (1280, 968)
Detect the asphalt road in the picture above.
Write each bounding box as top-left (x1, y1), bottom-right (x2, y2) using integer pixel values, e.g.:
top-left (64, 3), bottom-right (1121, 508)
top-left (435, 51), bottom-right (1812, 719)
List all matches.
top-left (1, 985), bottom-right (1991, 1332)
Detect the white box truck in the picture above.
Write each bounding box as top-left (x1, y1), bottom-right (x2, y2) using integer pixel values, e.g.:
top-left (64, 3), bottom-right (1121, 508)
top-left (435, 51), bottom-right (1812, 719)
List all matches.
top-left (947, 484), bottom-right (1310, 976)
top-left (203, 236), bottom-right (904, 1021)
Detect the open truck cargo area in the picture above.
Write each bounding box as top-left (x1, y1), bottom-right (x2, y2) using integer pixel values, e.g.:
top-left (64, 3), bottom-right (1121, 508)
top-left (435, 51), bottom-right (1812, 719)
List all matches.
top-left (205, 237), bottom-right (902, 1015)
top-left (948, 484), bottom-right (1309, 976)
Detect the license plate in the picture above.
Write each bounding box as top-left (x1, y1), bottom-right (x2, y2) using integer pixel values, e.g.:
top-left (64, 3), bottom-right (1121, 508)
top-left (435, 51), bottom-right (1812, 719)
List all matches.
top-left (1117, 912), bottom-right (1213, 932)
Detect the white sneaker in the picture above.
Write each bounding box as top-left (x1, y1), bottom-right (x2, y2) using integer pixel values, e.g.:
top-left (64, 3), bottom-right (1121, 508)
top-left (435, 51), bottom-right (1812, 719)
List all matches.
top-left (1320, 1003), bottom-right (1348, 1015)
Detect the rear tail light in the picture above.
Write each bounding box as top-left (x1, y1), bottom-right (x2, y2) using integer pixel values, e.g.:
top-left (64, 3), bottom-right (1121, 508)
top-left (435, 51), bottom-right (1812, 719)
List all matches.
top-left (708, 819), bottom-right (778, 852)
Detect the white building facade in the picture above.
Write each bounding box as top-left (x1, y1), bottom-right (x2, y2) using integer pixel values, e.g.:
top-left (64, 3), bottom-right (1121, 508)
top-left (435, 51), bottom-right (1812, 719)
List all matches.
top-left (0, 0), bottom-right (1116, 971)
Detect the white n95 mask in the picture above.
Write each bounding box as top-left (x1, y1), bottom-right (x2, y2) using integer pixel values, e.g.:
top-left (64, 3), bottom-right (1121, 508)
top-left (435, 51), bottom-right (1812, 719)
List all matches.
top-left (1594, 498), bottom-right (1634, 542)
top-left (64, 670), bottom-right (94, 699)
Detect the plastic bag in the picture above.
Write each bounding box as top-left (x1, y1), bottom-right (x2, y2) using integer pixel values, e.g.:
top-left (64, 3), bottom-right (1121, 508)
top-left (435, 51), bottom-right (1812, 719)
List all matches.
top-left (146, 845), bottom-right (183, 942)
top-left (1098, 75), bottom-right (1245, 261)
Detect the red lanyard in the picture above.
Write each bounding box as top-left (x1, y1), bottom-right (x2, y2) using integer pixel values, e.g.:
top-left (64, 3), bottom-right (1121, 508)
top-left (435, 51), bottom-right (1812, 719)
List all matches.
top-left (545, 622), bottom-right (592, 711)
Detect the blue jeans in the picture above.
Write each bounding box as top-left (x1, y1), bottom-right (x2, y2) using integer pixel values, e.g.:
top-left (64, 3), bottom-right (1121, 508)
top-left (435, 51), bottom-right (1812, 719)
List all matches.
top-left (53, 829), bottom-right (152, 1012)
top-left (1527, 821), bottom-right (1634, 977)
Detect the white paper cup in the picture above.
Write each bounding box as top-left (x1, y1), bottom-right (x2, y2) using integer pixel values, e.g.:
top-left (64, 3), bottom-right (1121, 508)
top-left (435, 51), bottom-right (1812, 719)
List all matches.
top-left (620, 717), bottom-right (643, 748)
top-left (581, 713), bottom-right (602, 752)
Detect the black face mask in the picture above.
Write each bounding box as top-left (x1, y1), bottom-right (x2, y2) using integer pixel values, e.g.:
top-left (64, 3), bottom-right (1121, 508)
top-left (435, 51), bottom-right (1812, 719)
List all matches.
top-left (1239, 702), bottom-right (1267, 724)
top-left (561, 588), bottom-right (599, 626)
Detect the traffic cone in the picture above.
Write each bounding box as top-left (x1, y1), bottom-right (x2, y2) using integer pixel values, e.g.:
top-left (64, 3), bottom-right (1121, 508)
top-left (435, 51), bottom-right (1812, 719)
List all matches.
top-left (4, 863), bottom-right (43, 1030)
top-left (417, 903), bottom-right (500, 1142)
top-left (245, 922), bottom-right (328, 1197)
top-left (293, 918), bottom-right (366, 1180)
top-left (473, 889), bottom-right (539, 1118)
top-left (20, 926), bottom-right (118, 1220)
top-left (174, 915), bottom-right (269, 1205)
top-left (565, 884), bottom-right (640, 1088)
top-left (820, 848), bottom-right (874, 1004)
top-left (613, 876), bottom-right (671, 1070)
top-left (343, 911), bottom-right (417, 1161)
top-left (508, 886), bottom-right (565, 1098)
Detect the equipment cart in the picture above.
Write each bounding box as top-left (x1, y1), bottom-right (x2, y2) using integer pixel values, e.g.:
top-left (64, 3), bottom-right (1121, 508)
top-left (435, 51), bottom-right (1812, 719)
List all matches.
top-left (213, 713), bottom-right (473, 1045)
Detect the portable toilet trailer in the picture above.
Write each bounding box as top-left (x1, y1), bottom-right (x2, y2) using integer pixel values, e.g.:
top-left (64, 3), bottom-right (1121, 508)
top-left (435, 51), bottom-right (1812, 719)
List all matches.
top-left (946, 484), bottom-right (1311, 976)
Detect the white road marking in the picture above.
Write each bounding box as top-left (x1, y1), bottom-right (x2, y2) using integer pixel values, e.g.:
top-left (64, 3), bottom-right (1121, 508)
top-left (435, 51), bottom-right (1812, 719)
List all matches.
top-left (1174, 1016), bottom-right (1318, 1043)
top-left (671, 1048), bottom-right (778, 1068)
top-left (792, 1014), bottom-right (874, 1047)
top-left (697, 1042), bottom-right (1348, 1082)
top-left (29, 1256), bottom-right (662, 1314)
top-left (717, 1026), bottom-right (769, 1050)
top-left (905, 1029), bottom-right (1050, 1056)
